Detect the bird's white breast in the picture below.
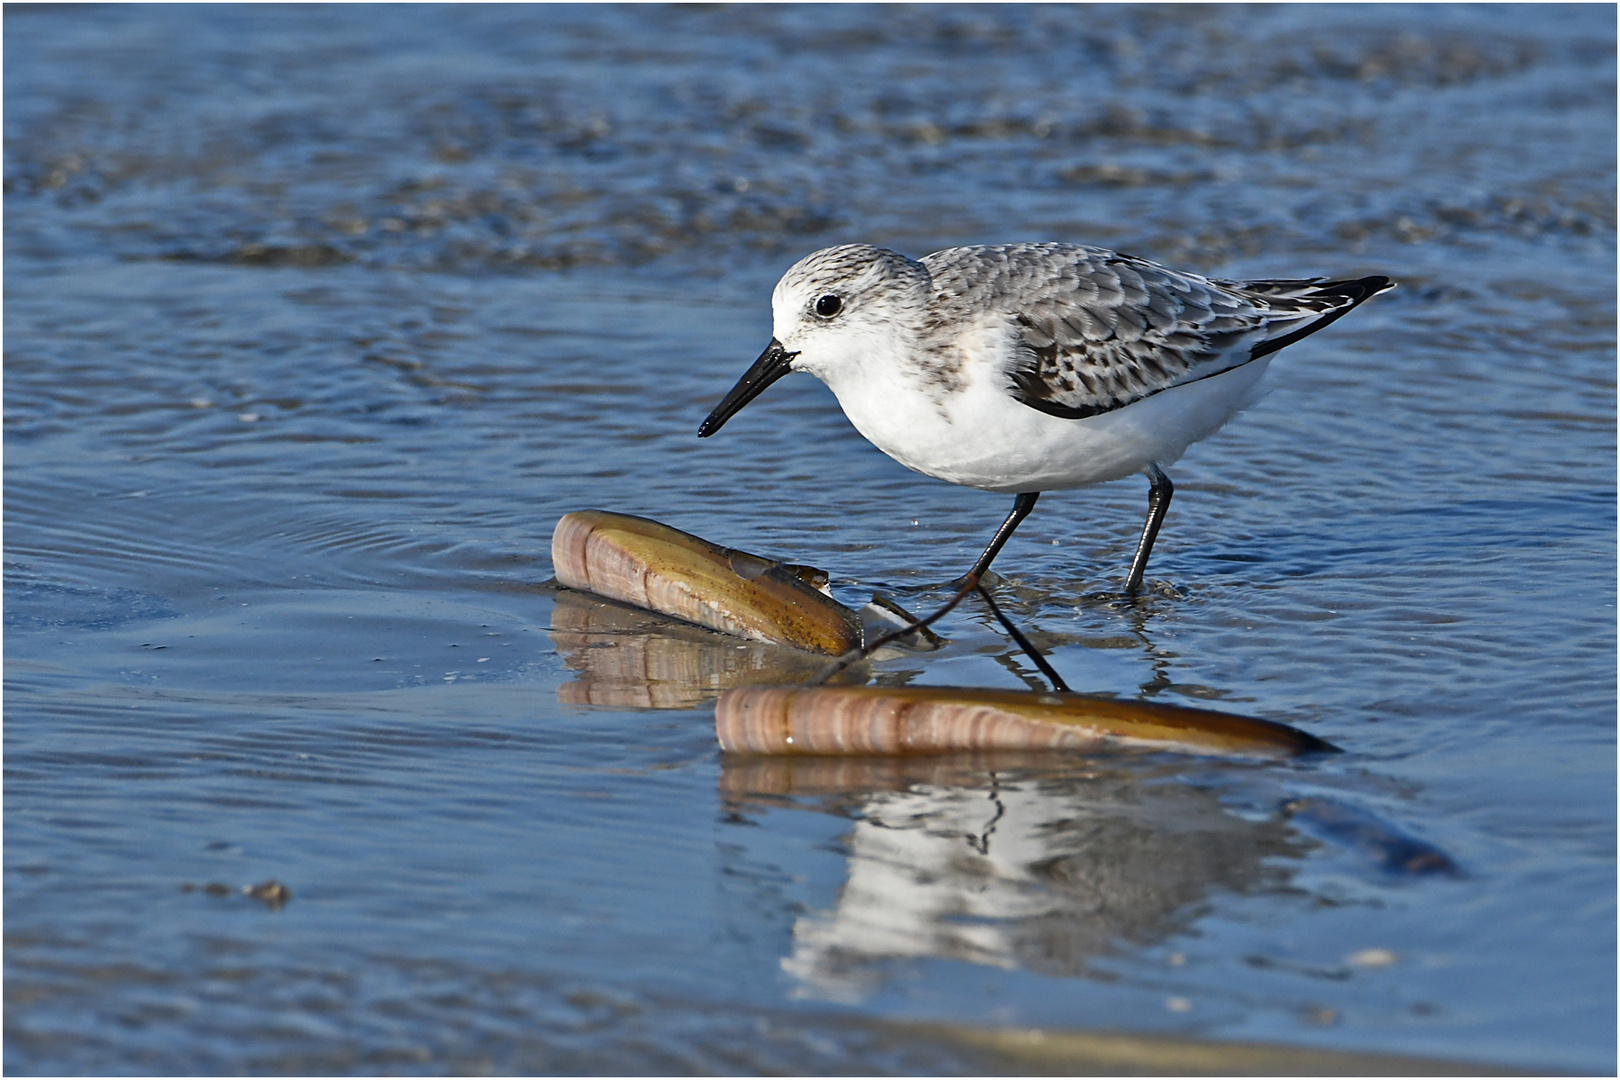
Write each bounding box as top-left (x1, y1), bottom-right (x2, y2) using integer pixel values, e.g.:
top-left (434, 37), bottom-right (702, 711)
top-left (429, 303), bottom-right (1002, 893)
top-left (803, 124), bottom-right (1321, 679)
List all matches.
top-left (811, 321), bottom-right (1274, 494)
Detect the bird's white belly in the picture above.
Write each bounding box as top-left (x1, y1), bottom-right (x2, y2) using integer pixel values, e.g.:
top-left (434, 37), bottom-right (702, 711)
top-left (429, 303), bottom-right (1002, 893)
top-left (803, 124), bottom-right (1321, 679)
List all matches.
top-left (828, 358), bottom-right (1273, 494)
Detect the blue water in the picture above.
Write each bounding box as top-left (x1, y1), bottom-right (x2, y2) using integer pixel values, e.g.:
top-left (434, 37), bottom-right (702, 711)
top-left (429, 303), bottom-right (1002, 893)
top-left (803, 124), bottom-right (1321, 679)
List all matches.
top-left (6, 5), bottom-right (1614, 1073)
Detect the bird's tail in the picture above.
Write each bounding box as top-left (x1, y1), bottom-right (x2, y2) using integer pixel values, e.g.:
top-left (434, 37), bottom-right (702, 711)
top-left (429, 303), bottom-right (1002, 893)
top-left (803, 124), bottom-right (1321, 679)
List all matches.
top-left (1238, 275), bottom-right (1395, 361)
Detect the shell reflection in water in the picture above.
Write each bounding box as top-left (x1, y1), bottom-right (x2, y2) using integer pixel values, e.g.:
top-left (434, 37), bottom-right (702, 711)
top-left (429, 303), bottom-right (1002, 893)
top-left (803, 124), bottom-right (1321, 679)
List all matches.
top-left (549, 590), bottom-right (858, 709)
top-left (721, 756), bottom-right (1303, 1002)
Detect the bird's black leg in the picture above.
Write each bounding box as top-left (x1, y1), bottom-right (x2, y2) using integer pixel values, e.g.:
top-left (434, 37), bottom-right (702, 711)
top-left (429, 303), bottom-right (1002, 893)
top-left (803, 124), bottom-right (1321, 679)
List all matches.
top-left (814, 492), bottom-right (1040, 683)
top-left (964, 491), bottom-right (1042, 582)
top-left (1125, 464), bottom-right (1173, 593)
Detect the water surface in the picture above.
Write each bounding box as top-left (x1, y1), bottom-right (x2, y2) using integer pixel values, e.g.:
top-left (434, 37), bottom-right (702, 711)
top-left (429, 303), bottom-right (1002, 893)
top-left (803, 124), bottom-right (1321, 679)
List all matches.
top-left (6, 5), bottom-right (1615, 1073)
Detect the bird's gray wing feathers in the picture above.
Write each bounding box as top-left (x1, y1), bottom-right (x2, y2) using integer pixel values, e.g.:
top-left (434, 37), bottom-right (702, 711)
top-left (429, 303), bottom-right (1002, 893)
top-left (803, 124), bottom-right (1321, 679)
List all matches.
top-left (922, 245), bottom-right (1389, 420)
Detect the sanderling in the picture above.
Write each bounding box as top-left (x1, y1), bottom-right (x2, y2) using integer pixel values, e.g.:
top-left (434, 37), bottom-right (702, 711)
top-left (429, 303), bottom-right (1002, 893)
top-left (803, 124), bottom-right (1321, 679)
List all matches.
top-left (699, 243), bottom-right (1391, 662)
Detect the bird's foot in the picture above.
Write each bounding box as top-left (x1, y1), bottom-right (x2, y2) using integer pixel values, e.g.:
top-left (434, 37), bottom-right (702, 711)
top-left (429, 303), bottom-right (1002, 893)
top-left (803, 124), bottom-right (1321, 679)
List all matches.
top-left (1104, 578), bottom-right (1183, 605)
top-left (945, 569), bottom-right (1001, 592)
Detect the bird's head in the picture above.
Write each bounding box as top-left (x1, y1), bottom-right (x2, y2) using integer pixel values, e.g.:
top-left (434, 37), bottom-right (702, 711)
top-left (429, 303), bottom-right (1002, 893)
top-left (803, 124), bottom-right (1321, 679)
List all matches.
top-left (698, 244), bottom-right (930, 437)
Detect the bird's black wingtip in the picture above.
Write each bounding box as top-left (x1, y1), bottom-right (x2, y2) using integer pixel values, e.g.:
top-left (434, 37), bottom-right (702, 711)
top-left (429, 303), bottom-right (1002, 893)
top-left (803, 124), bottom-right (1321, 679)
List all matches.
top-left (1317, 274), bottom-right (1395, 305)
top-left (1246, 274), bottom-right (1396, 362)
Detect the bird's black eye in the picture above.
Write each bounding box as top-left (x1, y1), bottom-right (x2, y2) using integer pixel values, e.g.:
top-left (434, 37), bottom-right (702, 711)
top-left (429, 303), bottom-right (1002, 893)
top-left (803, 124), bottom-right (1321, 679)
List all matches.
top-left (814, 294), bottom-right (843, 318)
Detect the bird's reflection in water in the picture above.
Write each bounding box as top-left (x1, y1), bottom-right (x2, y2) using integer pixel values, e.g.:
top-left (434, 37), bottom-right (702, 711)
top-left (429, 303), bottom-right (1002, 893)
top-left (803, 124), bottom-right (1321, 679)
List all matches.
top-left (721, 755), bottom-right (1304, 1002)
top-left (549, 589), bottom-right (862, 708)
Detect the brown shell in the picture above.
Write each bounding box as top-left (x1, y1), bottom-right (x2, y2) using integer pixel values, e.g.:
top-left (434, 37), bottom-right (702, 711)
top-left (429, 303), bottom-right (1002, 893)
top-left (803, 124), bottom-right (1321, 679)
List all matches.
top-left (715, 685), bottom-right (1336, 759)
top-left (551, 510), bottom-right (863, 655)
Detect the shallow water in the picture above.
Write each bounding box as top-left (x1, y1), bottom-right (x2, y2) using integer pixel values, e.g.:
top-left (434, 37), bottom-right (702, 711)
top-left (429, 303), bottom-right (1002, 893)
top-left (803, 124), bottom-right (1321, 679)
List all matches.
top-left (5, 4), bottom-right (1614, 1074)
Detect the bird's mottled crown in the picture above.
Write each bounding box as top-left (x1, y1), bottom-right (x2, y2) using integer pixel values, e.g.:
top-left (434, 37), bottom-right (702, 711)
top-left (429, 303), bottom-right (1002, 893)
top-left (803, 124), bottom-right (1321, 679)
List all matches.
top-left (774, 244), bottom-right (931, 314)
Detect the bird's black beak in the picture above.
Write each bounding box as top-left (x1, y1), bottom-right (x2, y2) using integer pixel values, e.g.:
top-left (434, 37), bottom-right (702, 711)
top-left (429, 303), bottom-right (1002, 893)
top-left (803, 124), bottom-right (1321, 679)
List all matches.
top-left (697, 338), bottom-right (799, 437)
